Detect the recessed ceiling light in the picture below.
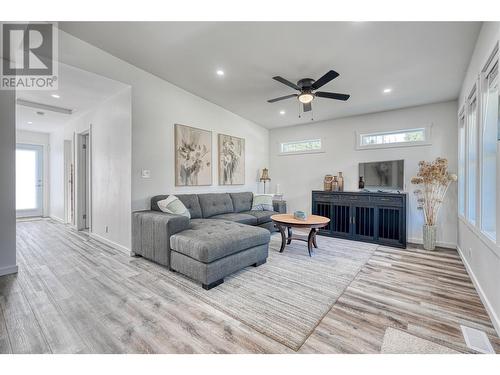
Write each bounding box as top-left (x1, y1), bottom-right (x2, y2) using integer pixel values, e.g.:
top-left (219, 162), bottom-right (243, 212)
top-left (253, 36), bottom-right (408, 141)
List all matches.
top-left (27, 121), bottom-right (33, 124)
top-left (279, 110), bottom-right (286, 115)
top-left (383, 88), bottom-right (392, 94)
top-left (216, 70), bottom-right (225, 76)
top-left (51, 94), bottom-right (60, 98)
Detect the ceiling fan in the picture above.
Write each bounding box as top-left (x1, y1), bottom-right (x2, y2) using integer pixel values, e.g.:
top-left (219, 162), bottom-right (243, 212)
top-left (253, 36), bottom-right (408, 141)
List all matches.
top-left (267, 70), bottom-right (350, 112)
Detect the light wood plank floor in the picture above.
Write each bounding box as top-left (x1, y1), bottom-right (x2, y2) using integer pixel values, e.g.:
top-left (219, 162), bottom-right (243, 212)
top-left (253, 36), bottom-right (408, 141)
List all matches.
top-left (1, 219), bottom-right (498, 354)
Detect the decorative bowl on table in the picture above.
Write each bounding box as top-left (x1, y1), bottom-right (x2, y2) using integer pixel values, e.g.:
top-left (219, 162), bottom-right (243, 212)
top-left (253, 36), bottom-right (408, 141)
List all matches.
top-left (293, 210), bottom-right (307, 221)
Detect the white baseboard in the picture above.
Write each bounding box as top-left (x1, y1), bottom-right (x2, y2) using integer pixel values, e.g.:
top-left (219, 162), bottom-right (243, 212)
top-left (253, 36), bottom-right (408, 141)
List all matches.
top-left (457, 245), bottom-right (500, 337)
top-left (49, 215), bottom-right (65, 224)
top-left (408, 237), bottom-right (456, 249)
top-left (88, 232), bottom-right (130, 254)
top-left (0, 264), bottom-right (18, 277)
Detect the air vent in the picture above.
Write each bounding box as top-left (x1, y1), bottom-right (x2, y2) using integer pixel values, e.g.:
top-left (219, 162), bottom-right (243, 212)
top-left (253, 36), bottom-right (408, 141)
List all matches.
top-left (460, 325), bottom-right (495, 353)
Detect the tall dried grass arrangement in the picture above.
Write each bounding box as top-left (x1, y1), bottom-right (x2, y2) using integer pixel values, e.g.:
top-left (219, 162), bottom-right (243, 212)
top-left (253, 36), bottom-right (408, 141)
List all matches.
top-left (411, 158), bottom-right (457, 226)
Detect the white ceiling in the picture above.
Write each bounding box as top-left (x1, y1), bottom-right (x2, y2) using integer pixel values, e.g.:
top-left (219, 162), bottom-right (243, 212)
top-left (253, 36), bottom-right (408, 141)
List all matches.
top-left (16, 63), bottom-right (128, 133)
top-left (60, 22), bottom-right (481, 129)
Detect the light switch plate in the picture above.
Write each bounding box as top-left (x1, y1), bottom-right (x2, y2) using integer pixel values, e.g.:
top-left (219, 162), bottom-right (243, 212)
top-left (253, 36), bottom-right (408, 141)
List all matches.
top-left (141, 169), bottom-right (151, 179)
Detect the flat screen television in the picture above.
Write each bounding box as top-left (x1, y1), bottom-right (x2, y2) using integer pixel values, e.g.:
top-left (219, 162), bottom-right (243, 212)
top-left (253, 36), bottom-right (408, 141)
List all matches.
top-left (358, 160), bottom-right (404, 191)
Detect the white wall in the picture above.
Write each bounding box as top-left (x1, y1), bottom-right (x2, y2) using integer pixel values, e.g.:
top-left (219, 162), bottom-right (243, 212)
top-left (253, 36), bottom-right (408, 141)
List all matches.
top-left (269, 101), bottom-right (458, 248)
top-left (56, 30), bottom-right (270, 212)
top-left (49, 88), bottom-right (132, 251)
top-left (457, 22), bottom-right (500, 334)
top-left (16, 130), bottom-right (50, 217)
top-left (0, 89), bottom-right (17, 276)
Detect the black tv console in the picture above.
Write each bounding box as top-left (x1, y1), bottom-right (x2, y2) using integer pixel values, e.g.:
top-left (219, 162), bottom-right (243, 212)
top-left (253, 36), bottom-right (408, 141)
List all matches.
top-left (311, 190), bottom-right (407, 248)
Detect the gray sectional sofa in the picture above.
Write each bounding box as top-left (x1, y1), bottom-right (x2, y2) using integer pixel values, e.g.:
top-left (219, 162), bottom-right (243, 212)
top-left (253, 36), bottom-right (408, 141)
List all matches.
top-left (132, 192), bottom-right (286, 289)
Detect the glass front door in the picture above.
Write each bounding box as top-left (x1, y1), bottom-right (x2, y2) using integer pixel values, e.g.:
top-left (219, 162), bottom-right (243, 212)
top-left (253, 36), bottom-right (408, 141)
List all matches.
top-left (16, 144), bottom-right (43, 218)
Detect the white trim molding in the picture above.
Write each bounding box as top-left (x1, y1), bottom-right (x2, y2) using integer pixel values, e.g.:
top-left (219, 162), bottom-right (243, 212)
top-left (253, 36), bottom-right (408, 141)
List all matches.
top-left (457, 245), bottom-right (500, 336)
top-left (88, 232), bottom-right (130, 254)
top-left (0, 264), bottom-right (18, 277)
top-left (408, 237), bottom-right (456, 250)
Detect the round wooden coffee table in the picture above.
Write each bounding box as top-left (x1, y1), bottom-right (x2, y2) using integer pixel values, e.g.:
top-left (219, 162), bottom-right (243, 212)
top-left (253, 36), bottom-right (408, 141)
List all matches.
top-left (271, 214), bottom-right (330, 257)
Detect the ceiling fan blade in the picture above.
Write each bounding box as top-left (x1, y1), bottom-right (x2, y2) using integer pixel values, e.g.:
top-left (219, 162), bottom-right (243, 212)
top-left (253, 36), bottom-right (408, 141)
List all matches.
top-left (315, 91), bottom-right (350, 101)
top-left (303, 102), bottom-right (312, 112)
top-left (311, 70), bottom-right (340, 90)
top-left (267, 94), bottom-right (297, 103)
top-left (272, 76), bottom-right (301, 90)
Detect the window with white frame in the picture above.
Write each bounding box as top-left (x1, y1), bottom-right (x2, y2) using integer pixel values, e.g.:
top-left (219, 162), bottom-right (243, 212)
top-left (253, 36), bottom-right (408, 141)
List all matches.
top-left (356, 127), bottom-right (430, 149)
top-left (458, 111), bottom-right (466, 217)
top-left (480, 61), bottom-right (498, 240)
top-left (279, 139), bottom-right (322, 154)
top-left (466, 89), bottom-right (478, 225)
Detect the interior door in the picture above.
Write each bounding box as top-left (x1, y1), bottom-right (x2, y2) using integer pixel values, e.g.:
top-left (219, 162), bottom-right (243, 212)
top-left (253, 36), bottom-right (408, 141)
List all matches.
top-left (16, 144), bottom-right (43, 218)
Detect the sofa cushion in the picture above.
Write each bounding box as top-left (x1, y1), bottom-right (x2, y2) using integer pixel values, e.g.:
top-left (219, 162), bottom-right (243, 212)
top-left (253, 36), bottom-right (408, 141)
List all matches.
top-left (211, 212), bottom-right (257, 225)
top-left (244, 210), bottom-right (278, 225)
top-left (198, 193), bottom-right (234, 218)
top-left (151, 194), bottom-right (202, 219)
top-left (157, 195), bottom-right (190, 219)
top-left (230, 192), bottom-right (253, 212)
top-left (170, 219), bottom-right (270, 263)
top-left (251, 194), bottom-right (274, 211)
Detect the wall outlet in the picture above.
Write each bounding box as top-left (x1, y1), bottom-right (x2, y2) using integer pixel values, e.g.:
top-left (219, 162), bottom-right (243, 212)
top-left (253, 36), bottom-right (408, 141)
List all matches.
top-left (141, 169), bottom-right (151, 179)
top-left (105, 226), bottom-right (109, 233)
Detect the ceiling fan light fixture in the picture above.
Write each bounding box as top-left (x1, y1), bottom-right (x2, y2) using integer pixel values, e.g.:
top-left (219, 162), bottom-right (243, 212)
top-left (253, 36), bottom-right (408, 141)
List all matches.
top-left (298, 92), bottom-right (314, 104)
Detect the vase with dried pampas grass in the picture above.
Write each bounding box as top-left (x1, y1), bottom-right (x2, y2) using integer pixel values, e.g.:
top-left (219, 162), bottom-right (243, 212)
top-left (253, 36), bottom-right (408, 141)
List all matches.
top-left (411, 157), bottom-right (457, 250)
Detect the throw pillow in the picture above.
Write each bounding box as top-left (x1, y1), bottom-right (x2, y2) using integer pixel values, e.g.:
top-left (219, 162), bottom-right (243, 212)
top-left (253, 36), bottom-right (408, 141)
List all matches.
top-left (252, 194), bottom-right (274, 211)
top-left (157, 195), bottom-right (191, 219)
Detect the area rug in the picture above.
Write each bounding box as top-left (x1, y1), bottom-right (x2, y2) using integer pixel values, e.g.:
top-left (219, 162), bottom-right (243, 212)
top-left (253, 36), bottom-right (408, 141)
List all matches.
top-left (380, 327), bottom-right (460, 354)
top-left (169, 234), bottom-right (378, 350)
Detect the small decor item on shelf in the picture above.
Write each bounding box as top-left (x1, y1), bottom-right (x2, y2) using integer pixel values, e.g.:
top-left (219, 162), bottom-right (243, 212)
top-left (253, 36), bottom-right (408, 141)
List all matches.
top-left (324, 175), bottom-right (334, 191)
top-left (293, 210), bottom-right (307, 221)
top-left (411, 157), bottom-right (457, 251)
top-left (260, 168), bottom-right (271, 193)
top-left (332, 176), bottom-right (339, 191)
top-left (358, 176), bottom-right (365, 189)
top-left (338, 172), bottom-right (344, 192)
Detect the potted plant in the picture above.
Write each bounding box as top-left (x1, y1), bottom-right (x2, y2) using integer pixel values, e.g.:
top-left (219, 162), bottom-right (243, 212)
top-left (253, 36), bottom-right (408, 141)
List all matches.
top-left (411, 158), bottom-right (457, 250)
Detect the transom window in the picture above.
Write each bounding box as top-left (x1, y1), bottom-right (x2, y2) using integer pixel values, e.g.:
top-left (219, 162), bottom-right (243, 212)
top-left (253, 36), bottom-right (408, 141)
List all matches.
top-left (356, 127), bottom-right (430, 150)
top-left (279, 139), bottom-right (322, 154)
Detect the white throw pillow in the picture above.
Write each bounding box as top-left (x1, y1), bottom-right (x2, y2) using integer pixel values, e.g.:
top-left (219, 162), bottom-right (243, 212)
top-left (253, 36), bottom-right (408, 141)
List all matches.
top-left (252, 194), bottom-right (274, 211)
top-left (157, 195), bottom-right (191, 219)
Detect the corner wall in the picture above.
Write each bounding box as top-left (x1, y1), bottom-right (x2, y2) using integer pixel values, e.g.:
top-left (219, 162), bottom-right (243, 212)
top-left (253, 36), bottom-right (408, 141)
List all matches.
top-left (49, 88), bottom-right (132, 251)
top-left (0, 89), bottom-right (17, 276)
top-left (457, 22), bottom-right (500, 334)
top-left (269, 100), bottom-right (458, 248)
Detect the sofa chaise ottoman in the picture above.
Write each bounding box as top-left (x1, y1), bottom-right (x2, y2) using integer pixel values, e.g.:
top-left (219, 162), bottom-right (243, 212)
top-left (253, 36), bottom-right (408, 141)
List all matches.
top-left (170, 219), bottom-right (269, 289)
top-left (132, 192), bottom-right (286, 289)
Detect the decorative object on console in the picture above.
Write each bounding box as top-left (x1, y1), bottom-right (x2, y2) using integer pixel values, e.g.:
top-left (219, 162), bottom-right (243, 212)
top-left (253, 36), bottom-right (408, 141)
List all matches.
top-left (332, 176), bottom-right (339, 191)
top-left (218, 133), bottom-right (245, 185)
top-left (411, 158), bottom-right (457, 251)
top-left (293, 210), bottom-right (307, 220)
top-left (157, 195), bottom-right (191, 219)
top-left (324, 175), bottom-right (333, 191)
top-left (338, 172), bottom-right (344, 192)
top-left (252, 193), bottom-right (274, 211)
top-left (358, 176), bottom-right (365, 189)
top-left (174, 124), bottom-right (212, 186)
top-left (260, 168), bottom-right (271, 193)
